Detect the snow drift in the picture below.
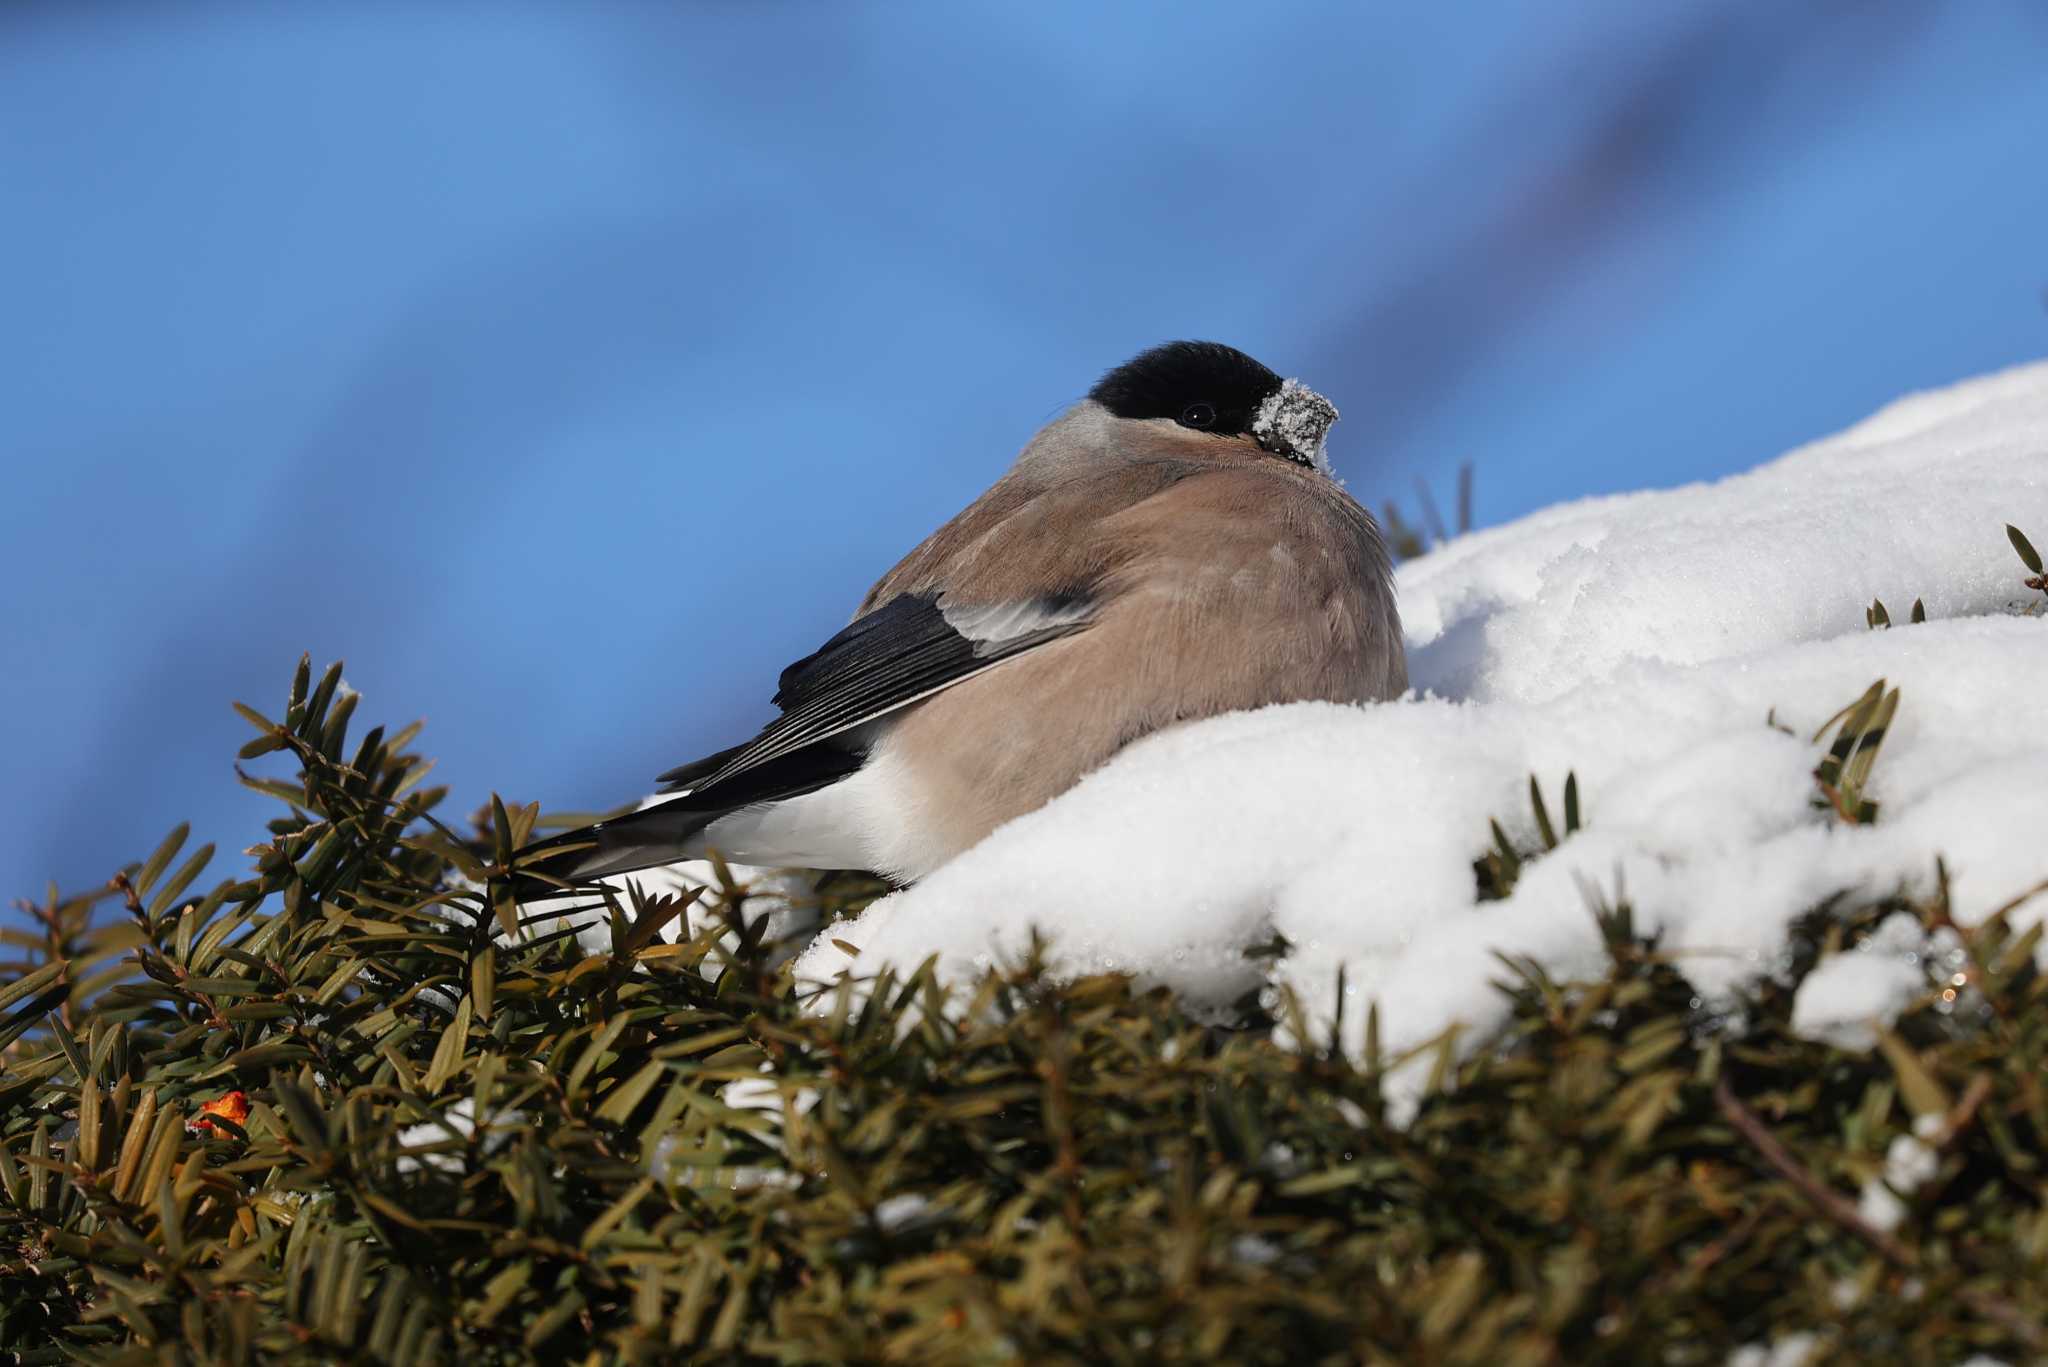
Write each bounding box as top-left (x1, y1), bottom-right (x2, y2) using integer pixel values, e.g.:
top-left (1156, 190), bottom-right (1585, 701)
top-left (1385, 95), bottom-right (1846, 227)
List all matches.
top-left (600, 361), bottom-right (2048, 1103)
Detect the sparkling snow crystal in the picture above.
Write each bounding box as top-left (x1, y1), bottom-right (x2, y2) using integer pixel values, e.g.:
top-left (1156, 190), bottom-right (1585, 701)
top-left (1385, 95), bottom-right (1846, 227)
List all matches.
top-left (1252, 378), bottom-right (1340, 474)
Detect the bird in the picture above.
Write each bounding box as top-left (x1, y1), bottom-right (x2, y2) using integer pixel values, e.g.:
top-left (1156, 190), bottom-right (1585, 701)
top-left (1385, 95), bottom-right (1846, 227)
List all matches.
top-left (512, 340), bottom-right (1406, 899)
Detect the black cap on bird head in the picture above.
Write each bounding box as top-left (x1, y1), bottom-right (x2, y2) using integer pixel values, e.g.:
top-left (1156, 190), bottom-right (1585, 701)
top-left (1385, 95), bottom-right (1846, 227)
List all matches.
top-left (1089, 340), bottom-right (1339, 472)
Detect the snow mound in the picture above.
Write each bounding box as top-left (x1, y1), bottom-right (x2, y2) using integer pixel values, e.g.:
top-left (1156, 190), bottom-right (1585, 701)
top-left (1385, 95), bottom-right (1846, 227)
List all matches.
top-left (791, 360), bottom-right (2048, 1093)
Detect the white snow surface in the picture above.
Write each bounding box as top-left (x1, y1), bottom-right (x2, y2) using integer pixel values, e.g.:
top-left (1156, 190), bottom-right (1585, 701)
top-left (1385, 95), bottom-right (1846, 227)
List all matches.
top-left (1726, 1332), bottom-right (1819, 1367)
top-left (1786, 912), bottom-right (1944, 1053)
top-left (1855, 1113), bottom-right (1946, 1235)
top-left (786, 360), bottom-right (2048, 1092)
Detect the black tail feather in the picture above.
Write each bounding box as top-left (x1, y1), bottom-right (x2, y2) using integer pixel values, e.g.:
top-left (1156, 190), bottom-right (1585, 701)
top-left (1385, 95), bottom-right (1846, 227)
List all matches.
top-left (505, 799), bottom-right (725, 903)
top-left (506, 742), bottom-right (867, 903)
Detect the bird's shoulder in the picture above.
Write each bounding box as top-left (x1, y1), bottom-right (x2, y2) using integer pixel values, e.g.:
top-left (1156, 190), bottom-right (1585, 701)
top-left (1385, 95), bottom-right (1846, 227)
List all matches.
top-left (857, 459), bottom-right (1202, 612)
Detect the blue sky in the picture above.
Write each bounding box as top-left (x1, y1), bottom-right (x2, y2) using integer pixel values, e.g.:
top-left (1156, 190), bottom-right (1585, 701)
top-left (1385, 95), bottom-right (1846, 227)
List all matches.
top-left (5, 3), bottom-right (2046, 907)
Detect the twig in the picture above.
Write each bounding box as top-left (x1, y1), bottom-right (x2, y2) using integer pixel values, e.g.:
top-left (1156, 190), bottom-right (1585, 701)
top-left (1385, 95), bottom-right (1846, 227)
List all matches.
top-left (1715, 1076), bottom-right (2044, 1350)
top-left (1934, 1074), bottom-right (1994, 1151)
top-left (1712, 1076), bottom-right (1916, 1268)
top-left (18, 893), bottom-right (77, 1030)
top-left (1675, 1204), bottom-right (1761, 1287)
top-left (1973, 875), bottom-right (2048, 926)
top-left (1960, 1289), bottom-right (2048, 1352)
top-left (1413, 476), bottom-right (1449, 546)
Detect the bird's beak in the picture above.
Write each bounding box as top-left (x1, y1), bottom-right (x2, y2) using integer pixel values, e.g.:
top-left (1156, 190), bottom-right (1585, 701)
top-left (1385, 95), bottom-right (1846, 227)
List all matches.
top-left (1252, 379), bottom-right (1340, 471)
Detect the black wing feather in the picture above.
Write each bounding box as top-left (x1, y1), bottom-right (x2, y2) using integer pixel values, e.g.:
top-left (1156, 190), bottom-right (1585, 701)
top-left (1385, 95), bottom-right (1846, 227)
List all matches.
top-left (656, 591), bottom-right (1092, 794)
top-left (512, 590), bottom-right (1092, 895)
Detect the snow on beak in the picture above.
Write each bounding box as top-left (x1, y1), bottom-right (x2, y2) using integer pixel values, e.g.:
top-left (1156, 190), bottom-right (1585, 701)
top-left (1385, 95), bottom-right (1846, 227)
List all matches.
top-left (1251, 379), bottom-right (1339, 474)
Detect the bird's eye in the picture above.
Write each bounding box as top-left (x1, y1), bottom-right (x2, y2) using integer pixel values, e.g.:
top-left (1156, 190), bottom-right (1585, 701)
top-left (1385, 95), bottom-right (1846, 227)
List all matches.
top-left (1178, 402), bottom-right (1218, 430)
